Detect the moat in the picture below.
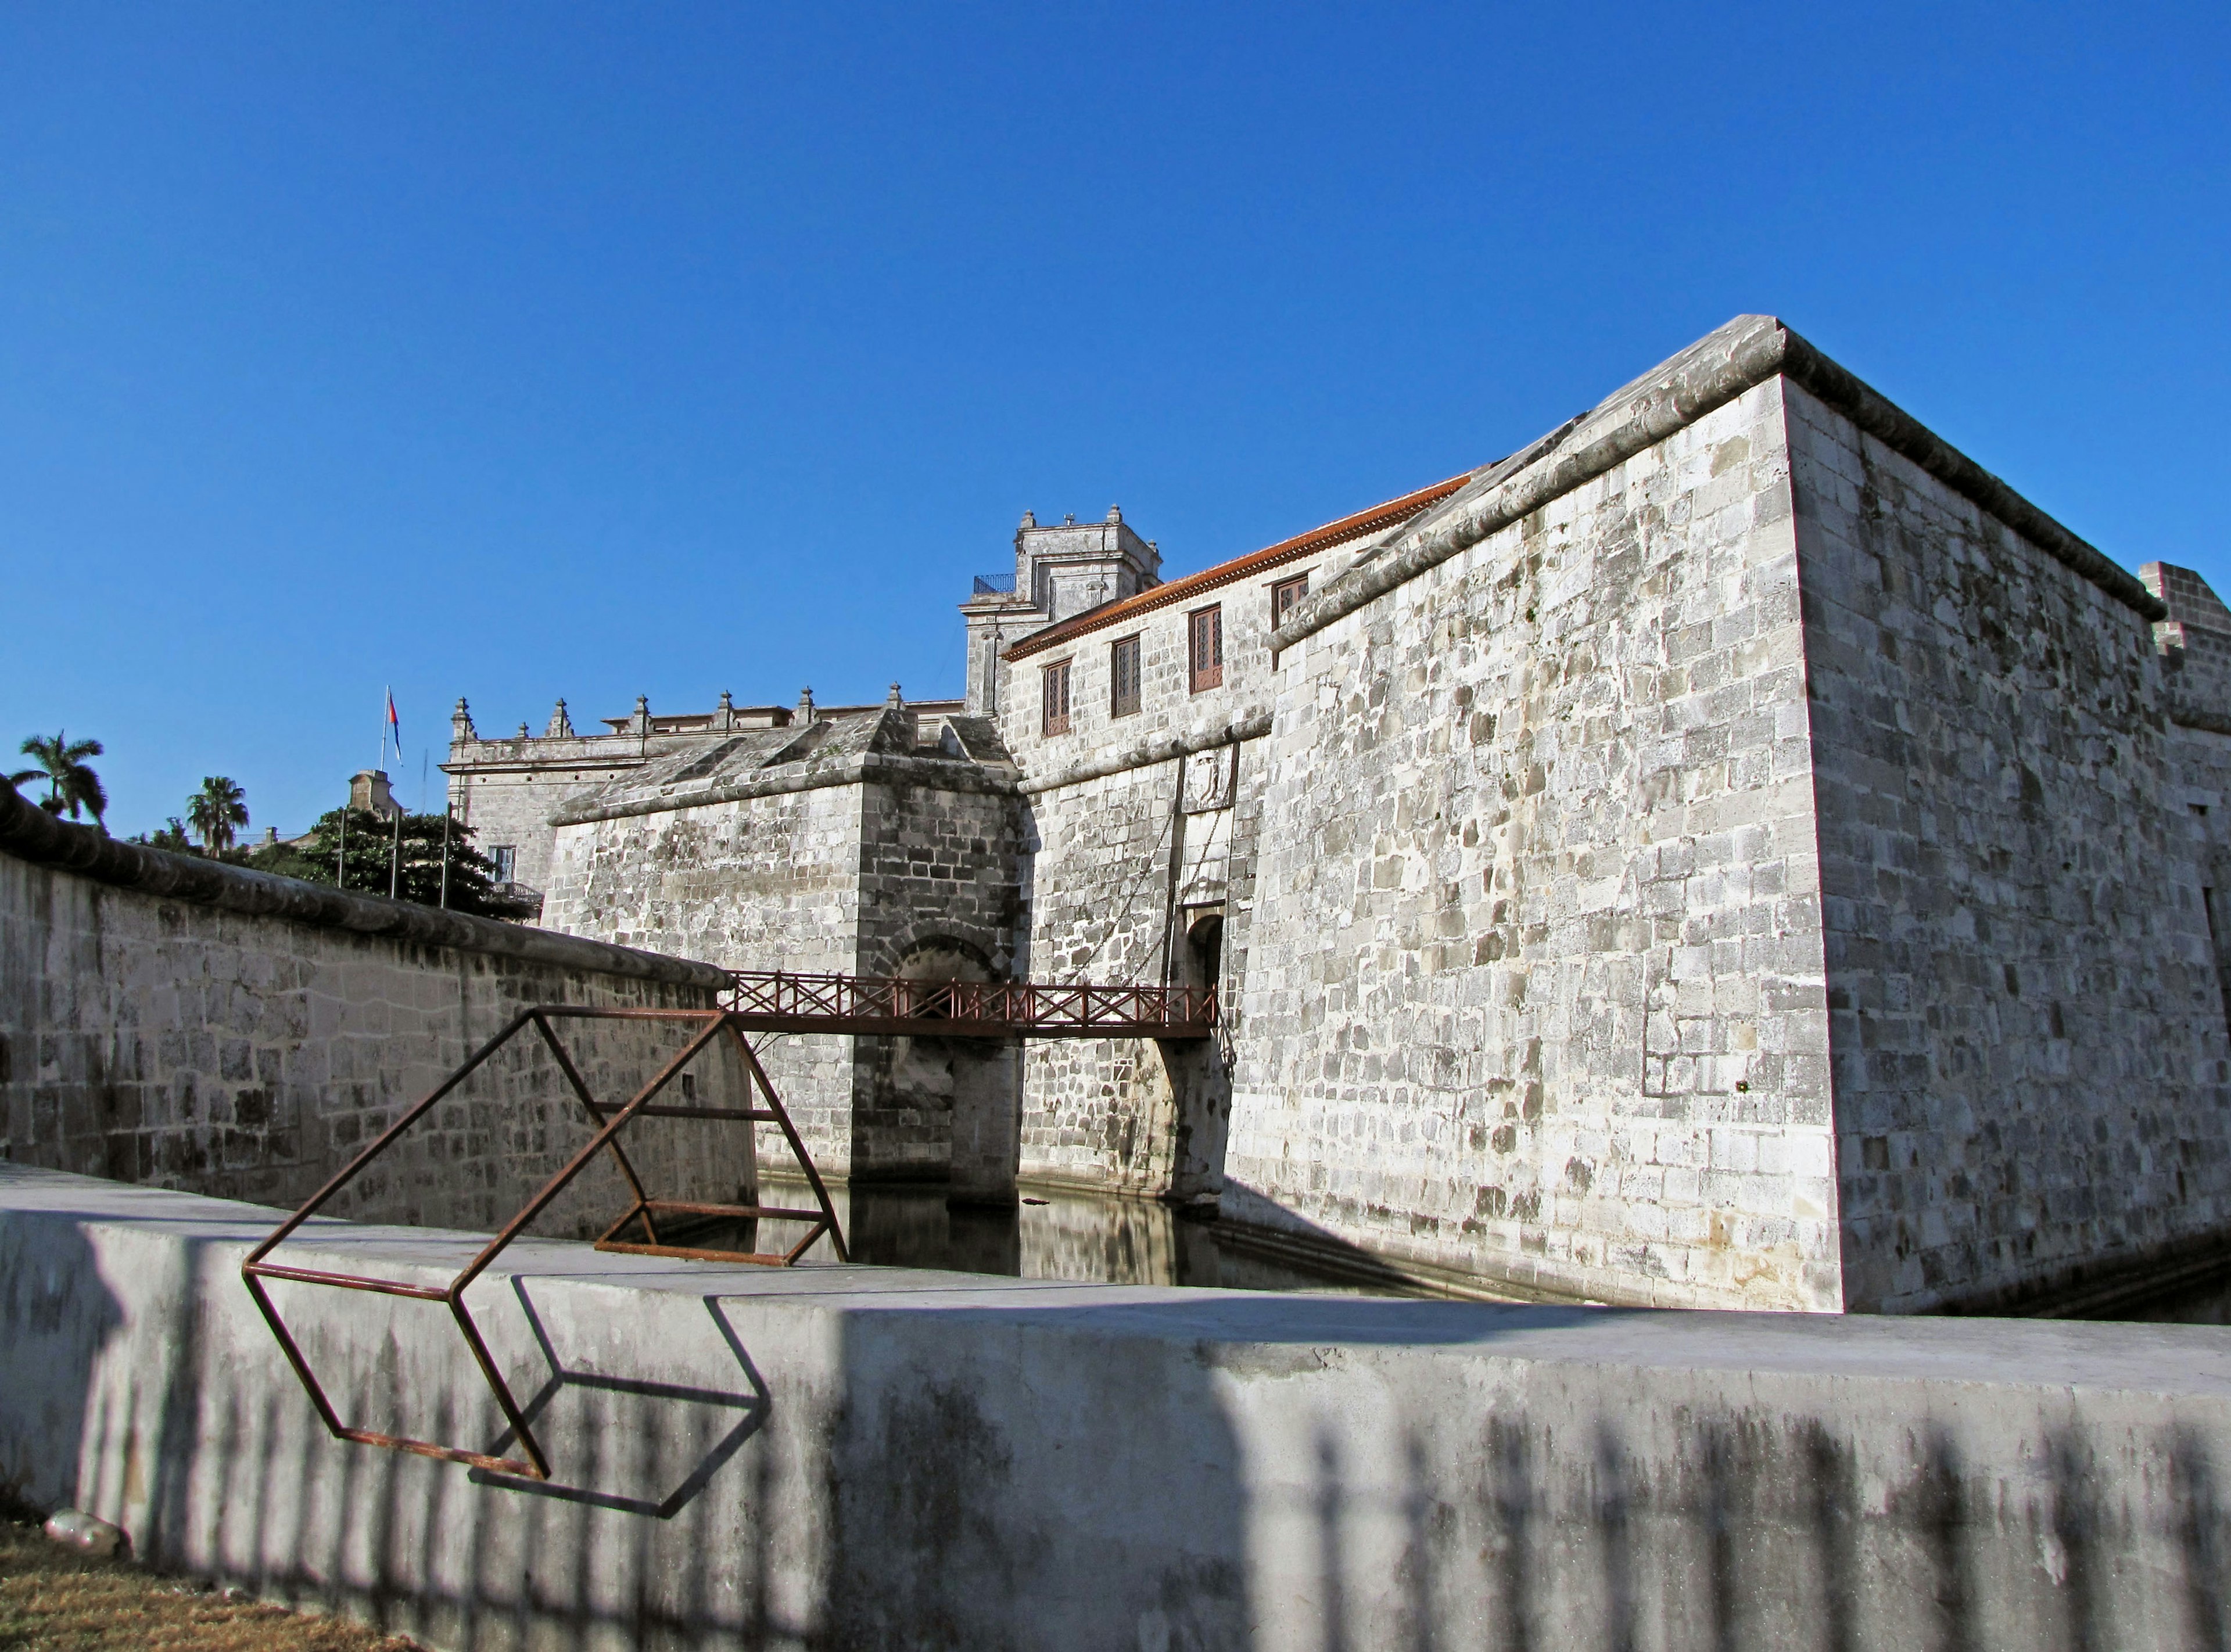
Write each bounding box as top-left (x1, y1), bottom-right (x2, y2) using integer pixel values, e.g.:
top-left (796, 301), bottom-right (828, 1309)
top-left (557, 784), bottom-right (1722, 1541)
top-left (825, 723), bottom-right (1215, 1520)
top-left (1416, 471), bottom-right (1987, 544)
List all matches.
top-left (744, 1178), bottom-right (2231, 1320)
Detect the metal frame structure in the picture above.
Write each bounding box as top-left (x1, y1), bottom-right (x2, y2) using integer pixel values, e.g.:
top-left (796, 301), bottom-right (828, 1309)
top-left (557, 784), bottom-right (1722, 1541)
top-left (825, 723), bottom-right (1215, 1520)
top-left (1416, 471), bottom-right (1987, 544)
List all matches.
top-left (241, 971), bottom-right (1218, 1480)
top-left (241, 1007), bottom-right (846, 1479)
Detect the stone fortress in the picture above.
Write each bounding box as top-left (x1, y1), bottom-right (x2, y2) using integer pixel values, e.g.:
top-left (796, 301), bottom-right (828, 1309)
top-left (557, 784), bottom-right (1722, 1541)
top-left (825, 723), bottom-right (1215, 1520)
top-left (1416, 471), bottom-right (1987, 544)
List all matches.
top-left (443, 314), bottom-right (2231, 1317)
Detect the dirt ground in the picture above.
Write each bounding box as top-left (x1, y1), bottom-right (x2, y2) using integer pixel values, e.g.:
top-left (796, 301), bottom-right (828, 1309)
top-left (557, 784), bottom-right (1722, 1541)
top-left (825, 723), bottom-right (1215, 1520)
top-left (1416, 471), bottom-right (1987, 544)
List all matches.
top-left (0, 1517), bottom-right (420, 1652)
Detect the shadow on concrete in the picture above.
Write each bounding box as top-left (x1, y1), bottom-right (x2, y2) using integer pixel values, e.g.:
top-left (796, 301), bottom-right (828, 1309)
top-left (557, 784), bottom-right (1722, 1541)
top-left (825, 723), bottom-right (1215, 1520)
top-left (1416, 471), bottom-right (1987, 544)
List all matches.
top-left (469, 1280), bottom-right (770, 1518)
top-left (0, 1208), bottom-right (124, 1518)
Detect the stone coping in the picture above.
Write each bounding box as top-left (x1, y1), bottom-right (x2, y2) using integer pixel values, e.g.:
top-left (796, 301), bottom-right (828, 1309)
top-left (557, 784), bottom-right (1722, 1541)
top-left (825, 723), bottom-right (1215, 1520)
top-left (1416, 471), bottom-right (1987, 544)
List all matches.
top-left (549, 749), bottom-right (1019, 827)
top-left (0, 778), bottom-right (730, 991)
top-left (1273, 313), bottom-right (2167, 653)
top-left (1017, 709), bottom-right (1273, 796)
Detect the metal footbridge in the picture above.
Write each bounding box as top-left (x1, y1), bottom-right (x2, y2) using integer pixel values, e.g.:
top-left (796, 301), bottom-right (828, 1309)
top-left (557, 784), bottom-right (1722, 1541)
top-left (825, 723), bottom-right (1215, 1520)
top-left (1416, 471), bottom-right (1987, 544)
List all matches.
top-left (242, 969), bottom-right (1215, 1479)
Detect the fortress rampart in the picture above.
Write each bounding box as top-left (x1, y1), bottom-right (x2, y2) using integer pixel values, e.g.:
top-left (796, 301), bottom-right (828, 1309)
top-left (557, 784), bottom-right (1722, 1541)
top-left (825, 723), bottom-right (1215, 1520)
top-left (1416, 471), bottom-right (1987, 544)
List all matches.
top-left (460, 315), bottom-right (2231, 1313)
top-left (0, 779), bottom-right (744, 1236)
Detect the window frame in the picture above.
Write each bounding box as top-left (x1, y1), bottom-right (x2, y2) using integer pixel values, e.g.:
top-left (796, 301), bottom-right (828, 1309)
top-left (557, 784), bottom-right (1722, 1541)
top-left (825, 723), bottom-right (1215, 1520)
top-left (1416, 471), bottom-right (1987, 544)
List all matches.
top-left (1041, 657), bottom-right (1073, 735)
top-left (1188, 604), bottom-right (1224, 694)
top-left (1271, 573), bottom-right (1309, 629)
top-left (1110, 634), bottom-right (1142, 718)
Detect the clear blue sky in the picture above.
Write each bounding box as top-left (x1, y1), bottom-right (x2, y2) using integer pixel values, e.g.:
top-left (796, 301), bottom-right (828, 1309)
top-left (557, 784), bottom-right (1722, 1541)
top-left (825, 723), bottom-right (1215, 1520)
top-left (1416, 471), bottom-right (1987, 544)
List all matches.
top-left (3, 4), bottom-right (2224, 838)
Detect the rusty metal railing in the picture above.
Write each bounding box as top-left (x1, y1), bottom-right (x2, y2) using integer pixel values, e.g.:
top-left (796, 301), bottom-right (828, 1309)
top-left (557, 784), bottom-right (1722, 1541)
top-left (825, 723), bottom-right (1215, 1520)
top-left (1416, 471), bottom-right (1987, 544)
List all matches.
top-left (241, 1008), bottom-right (845, 1481)
top-left (724, 969), bottom-right (1215, 1038)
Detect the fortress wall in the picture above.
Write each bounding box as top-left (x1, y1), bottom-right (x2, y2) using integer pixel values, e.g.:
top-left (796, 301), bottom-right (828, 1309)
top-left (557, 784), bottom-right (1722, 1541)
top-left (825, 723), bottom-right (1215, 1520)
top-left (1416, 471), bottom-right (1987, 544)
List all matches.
top-left (1021, 749), bottom-right (1249, 1195)
top-left (1787, 381), bottom-right (2231, 1313)
top-left (542, 771), bottom-right (1028, 1185)
top-left (1231, 378), bottom-right (1839, 1310)
top-left (448, 735), bottom-right (634, 899)
top-left (543, 787), bottom-right (865, 1173)
top-left (0, 800), bottom-right (740, 1238)
top-left (846, 777), bottom-right (1025, 1183)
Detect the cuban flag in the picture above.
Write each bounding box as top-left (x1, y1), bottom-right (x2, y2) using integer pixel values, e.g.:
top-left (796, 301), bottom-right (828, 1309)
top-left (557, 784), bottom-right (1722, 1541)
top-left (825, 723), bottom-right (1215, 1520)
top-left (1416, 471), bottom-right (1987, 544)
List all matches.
top-left (386, 689), bottom-right (401, 760)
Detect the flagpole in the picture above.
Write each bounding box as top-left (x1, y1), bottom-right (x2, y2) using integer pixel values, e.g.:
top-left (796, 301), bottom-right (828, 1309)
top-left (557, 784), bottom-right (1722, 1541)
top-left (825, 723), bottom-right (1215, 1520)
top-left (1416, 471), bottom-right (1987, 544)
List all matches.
top-left (336, 789), bottom-right (348, 890)
top-left (439, 803), bottom-right (453, 909)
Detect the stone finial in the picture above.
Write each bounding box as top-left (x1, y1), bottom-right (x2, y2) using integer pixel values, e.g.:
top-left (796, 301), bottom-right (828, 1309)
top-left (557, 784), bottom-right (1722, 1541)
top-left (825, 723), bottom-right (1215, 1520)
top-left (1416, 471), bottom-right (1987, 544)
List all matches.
top-left (1063, 513), bottom-right (1076, 526)
top-left (887, 683), bottom-right (904, 709)
top-left (1107, 504), bottom-right (1122, 523)
top-left (797, 686), bottom-right (816, 724)
top-left (716, 689), bottom-right (736, 730)
top-left (517, 723), bottom-right (530, 740)
top-left (630, 694), bottom-right (651, 735)
top-left (450, 697), bottom-right (476, 742)
top-left (1019, 509), bottom-right (1036, 529)
top-left (546, 698), bottom-right (574, 738)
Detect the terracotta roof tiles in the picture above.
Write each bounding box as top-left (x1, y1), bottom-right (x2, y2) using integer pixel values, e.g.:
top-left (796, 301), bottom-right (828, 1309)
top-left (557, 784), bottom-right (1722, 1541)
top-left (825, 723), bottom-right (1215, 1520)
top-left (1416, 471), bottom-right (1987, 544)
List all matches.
top-left (1000, 473), bottom-right (1470, 662)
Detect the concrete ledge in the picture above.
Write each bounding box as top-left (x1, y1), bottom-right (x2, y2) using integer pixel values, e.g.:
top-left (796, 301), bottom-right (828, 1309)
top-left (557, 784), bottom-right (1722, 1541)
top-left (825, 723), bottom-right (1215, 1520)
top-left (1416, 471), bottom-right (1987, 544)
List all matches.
top-left (5, 1165), bottom-right (2230, 1650)
top-left (0, 778), bottom-right (729, 991)
top-left (1272, 314), bottom-right (2165, 653)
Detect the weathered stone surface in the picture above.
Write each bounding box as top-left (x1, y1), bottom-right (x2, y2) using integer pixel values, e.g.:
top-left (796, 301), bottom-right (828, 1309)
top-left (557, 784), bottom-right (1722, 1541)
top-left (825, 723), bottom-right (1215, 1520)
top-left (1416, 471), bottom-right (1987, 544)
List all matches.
top-left (0, 807), bottom-right (743, 1238)
top-left (540, 705), bottom-right (1024, 1183)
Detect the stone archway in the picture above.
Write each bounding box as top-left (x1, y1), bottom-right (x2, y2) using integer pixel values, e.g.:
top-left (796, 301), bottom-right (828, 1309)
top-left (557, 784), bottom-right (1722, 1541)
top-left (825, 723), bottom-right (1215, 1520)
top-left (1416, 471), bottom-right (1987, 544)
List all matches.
top-left (873, 936), bottom-right (1021, 1206)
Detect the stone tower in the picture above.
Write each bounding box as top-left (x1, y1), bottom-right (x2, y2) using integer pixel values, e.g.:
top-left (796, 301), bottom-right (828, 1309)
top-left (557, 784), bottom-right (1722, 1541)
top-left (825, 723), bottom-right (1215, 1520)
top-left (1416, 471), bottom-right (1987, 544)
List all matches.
top-left (960, 505), bottom-right (1160, 716)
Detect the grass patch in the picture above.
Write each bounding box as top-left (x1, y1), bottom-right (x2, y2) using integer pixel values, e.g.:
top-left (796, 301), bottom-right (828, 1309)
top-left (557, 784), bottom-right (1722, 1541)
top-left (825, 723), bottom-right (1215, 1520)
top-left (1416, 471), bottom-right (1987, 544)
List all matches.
top-left (0, 1515), bottom-right (421, 1652)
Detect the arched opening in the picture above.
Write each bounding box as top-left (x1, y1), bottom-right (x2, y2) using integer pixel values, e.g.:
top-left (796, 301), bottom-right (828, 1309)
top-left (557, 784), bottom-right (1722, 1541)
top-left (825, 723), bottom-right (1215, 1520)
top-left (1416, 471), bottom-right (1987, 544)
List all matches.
top-left (1183, 910), bottom-right (1224, 1000)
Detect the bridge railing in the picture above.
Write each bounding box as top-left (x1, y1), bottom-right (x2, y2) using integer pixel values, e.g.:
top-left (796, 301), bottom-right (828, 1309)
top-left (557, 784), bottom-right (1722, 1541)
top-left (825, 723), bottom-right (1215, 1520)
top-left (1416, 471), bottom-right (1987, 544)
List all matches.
top-left (723, 970), bottom-right (1215, 1037)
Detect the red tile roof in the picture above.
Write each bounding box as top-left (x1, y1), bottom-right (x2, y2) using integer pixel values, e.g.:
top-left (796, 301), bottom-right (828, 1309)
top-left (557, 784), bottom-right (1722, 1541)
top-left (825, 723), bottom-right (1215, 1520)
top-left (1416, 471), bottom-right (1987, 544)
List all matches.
top-left (1001, 474), bottom-right (1471, 662)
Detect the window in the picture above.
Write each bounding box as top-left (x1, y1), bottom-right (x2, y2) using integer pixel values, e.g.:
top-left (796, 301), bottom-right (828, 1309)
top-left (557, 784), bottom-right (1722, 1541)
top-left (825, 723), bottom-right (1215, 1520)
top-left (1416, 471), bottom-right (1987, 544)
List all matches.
top-left (1272, 574), bottom-right (1308, 627)
top-left (1110, 635), bottom-right (1142, 717)
top-left (1041, 659), bottom-right (1072, 734)
top-left (492, 845), bottom-right (517, 883)
top-left (1189, 605), bottom-right (1223, 693)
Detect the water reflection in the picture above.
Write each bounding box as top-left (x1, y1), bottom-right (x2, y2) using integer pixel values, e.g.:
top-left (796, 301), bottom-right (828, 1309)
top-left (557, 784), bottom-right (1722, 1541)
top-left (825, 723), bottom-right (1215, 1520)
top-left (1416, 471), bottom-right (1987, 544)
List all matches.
top-left (2099, 1274), bottom-right (2231, 1324)
top-left (692, 1180), bottom-right (2231, 1318)
top-left (716, 1179), bottom-right (1438, 1297)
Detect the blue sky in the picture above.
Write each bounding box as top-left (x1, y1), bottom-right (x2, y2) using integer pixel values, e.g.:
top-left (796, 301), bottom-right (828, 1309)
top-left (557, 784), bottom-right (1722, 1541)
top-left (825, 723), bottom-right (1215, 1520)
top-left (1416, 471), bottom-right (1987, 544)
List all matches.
top-left (2, 3), bottom-right (2225, 837)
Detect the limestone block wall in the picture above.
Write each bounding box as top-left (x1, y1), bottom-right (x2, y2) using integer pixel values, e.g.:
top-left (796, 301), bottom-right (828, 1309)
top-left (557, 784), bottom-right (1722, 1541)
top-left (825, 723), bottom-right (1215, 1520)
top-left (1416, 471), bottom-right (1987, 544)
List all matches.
top-left (1787, 382), bottom-right (2231, 1312)
top-left (1234, 379), bottom-right (1839, 1310)
top-left (542, 767), bottom-right (1024, 1184)
top-left (848, 777), bottom-right (1024, 1182)
top-left (0, 790), bottom-right (741, 1240)
top-left (1014, 749), bottom-right (1248, 1197)
top-left (541, 786), bottom-right (865, 1173)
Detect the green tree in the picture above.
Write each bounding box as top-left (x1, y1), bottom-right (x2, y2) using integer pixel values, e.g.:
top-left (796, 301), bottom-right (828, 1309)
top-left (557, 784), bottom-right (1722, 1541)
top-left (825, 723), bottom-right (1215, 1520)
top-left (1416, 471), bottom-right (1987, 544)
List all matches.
top-left (185, 775), bottom-right (249, 854)
top-left (142, 817), bottom-right (196, 852)
top-left (9, 731), bottom-right (107, 825)
top-left (293, 806), bottom-right (530, 920)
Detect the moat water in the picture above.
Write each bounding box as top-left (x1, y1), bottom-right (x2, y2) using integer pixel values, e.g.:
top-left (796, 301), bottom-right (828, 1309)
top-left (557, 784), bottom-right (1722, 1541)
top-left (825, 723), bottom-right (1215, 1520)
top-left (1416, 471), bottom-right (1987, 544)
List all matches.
top-left (731, 1178), bottom-right (2231, 1321)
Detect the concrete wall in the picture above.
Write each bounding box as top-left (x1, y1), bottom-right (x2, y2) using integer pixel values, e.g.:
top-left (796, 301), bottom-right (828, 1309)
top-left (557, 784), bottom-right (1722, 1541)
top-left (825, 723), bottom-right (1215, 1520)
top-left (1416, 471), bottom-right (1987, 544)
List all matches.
top-left (6, 1166), bottom-right (2231, 1651)
top-left (1788, 384), bottom-right (2231, 1313)
top-left (0, 785), bottom-right (744, 1240)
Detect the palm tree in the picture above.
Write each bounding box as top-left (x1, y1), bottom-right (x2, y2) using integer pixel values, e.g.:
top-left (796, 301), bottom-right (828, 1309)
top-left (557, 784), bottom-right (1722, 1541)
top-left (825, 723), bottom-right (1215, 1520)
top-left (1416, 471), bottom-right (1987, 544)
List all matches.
top-left (186, 776), bottom-right (249, 855)
top-left (9, 731), bottom-right (107, 825)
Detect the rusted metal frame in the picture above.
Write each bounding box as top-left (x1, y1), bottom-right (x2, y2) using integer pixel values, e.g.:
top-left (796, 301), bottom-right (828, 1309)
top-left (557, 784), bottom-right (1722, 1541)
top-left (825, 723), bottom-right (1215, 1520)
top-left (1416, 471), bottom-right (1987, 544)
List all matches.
top-left (448, 1015), bottom-right (732, 1299)
top-left (243, 1008), bottom-right (538, 1274)
top-left (530, 1008), bottom-right (666, 1249)
top-left (419, 1013), bottom-right (737, 1479)
top-left (726, 1019), bottom-right (850, 1264)
top-left (240, 1009), bottom-right (554, 1477)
